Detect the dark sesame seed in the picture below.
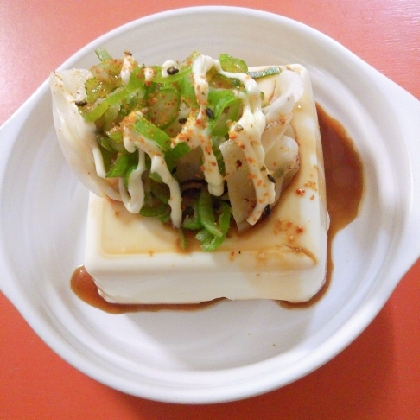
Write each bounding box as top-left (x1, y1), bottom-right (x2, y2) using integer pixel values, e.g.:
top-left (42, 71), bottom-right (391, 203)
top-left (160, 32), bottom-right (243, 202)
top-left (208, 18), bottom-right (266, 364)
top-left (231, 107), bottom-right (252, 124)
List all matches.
top-left (167, 66), bottom-right (179, 75)
top-left (178, 117), bottom-right (187, 124)
top-left (75, 100), bottom-right (87, 106)
top-left (206, 108), bottom-right (214, 119)
top-left (234, 124), bottom-right (244, 131)
top-left (263, 205), bottom-right (271, 218)
top-left (267, 174), bottom-right (276, 183)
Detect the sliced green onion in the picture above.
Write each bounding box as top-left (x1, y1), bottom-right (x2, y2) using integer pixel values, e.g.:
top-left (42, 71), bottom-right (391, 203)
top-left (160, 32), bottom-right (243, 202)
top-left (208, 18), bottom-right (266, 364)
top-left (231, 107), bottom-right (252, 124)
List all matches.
top-left (140, 202), bottom-right (169, 217)
top-left (105, 127), bottom-right (125, 152)
top-left (95, 47), bottom-right (112, 61)
top-left (85, 87), bottom-right (132, 122)
top-left (182, 217), bottom-right (202, 231)
top-left (208, 90), bottom-right (241, 137)
top-left (131, 115), bottom-right (171, 151)
top-left (147, 87), bottom-right (180, 129)
top-left (219, 54), bottom-right (248, 73)
top-left (218, 201), bottom-right (232, 233)
top-left (85, 71), bottom-right (145, 123)
top-left (200, 201), bottom-right (232, 252)
top-left (179, 72), bottom-right (198, 110)
top-left (126, 66), bottom-right (146, 90)
top-left (179, 228), bottom-right (188, 250)
top-left (165, 143), bottom-right (191, 173)
top-left (197, 189), bottom-right (223, 238)
top-left (97, 142), bottom-right (117, 174)
top-left (152, 66), bottom-right (193, 84)
top-left (158, 209), bottom-right (171, 223)
top-left (195, 228), bottom-right (213, 243)
top-left (149, 179), bottom-right (169, 203)
top-left (106, 152), bottom-right (138, 178)
top-left (97, 134), bottom-right (115, 152)
top-left (248, 66), bottom-right (281, 79)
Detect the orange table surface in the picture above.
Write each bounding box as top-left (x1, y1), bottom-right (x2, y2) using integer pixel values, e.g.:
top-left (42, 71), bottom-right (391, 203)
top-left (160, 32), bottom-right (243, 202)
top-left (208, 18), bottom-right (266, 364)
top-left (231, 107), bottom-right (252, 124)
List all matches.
top-left (1, 1), bottom-right (419, 419)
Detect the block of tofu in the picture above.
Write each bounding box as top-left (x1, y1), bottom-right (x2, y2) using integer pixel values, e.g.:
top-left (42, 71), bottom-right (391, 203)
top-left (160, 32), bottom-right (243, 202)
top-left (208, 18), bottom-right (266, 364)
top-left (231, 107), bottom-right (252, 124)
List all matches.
top-left (84, 65), bottom-right (329, 304)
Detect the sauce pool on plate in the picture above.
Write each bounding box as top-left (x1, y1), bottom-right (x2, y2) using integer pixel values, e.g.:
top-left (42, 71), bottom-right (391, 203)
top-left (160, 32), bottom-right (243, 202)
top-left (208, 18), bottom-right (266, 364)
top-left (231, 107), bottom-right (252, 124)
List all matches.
top-left (71, 104), bottom-right (364, 312)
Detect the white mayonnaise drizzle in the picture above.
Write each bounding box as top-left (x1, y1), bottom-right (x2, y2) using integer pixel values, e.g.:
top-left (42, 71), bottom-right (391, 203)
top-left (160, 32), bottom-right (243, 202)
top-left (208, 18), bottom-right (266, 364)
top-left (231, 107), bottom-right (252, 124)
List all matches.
top-left (118, 144), bottom-right (145, 213)
top-left (124, 111), bottom-right (182, 227)
top-left (161, 60), bottom-right (177, 77)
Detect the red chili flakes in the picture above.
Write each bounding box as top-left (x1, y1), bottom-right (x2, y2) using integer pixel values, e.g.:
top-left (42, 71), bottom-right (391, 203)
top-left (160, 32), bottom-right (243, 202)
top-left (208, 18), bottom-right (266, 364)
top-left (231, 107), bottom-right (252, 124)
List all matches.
top-left (304, 180), bottom-right (317, 190)
top-left (296, 188), bottom-right (305, 195)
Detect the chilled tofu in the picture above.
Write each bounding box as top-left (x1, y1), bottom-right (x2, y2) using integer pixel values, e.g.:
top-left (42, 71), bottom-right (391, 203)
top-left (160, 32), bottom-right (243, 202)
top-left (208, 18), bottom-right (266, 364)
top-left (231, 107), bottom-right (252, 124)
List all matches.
top-left (84, 65), bottom-right (329, 304)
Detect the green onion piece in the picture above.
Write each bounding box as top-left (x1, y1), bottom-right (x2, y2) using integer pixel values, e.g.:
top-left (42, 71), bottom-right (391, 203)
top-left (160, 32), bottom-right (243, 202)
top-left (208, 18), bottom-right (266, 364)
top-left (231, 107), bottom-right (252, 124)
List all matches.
top-left (182, 199), bottom-right (202, 230)
top-left (165, 143), bottom-right (191, 173)
top-left (97, 134), bottom-right (115, 152)
top-left (152, 66), bottom-right (193, 84)
top-left (207, 71), bottom-right (243, 90)
top-left (97, 142), bottom-right (117, 174)
top-left (217, 201), bottom-right (232, 233)
top-left (200, 236), bottom-right (222, 252)
top-left (195, 228), bottom-right (213, 243)
top-left (179, 72), bottom-right (198, 110)
top-left (131, 115), bottom-right (171, 151)
top-left (140, 202), bottom-right (169, 217)
top-left (208, 90), bottom-right (241, 137)
top-left (84, 69), bottom-right (145, 123)
top-left (149, 179), bottom-right (169, 203)
top-left (105, 127), bottom-right (125, 152)
top-left (147, 87), bottom-right (180, 129)
top-left (85, 87), bottom-right (131, 122)
top-left (158, 209), bottom-right (171, 223)
top-left (211, 137), bottom-right (226, 176)
top-left (101, 104), bottom-right (119, 131)
top-left (179, 228), bottom-right (188, 251)
top-left (219, 54), bottom-right (248, 73)
top-left (182, 217), bottom-right (202, 231)
top-left (106, 152), bottom-right (138, 178)
top-left (197, 189), bottom-right (223, 238)
top-left (200, 201), bottom-right (232, 252)
top-left (127, 66), bottom-right (145, 90)
top-left (95, 47), bottom-right (112, 61)
top-left (248, 67), bottom-right (281, 79)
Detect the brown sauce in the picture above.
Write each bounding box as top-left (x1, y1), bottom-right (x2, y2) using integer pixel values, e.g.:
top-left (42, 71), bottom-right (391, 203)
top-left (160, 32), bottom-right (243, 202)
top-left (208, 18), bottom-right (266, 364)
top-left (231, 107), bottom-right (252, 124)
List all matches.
top-left (71, 104), bottom-right (364, 313)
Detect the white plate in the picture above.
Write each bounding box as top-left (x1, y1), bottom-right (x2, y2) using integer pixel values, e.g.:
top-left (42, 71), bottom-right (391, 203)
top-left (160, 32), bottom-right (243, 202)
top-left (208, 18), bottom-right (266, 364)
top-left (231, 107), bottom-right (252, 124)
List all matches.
top-left (1, 6), bottom-right (420, 404)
